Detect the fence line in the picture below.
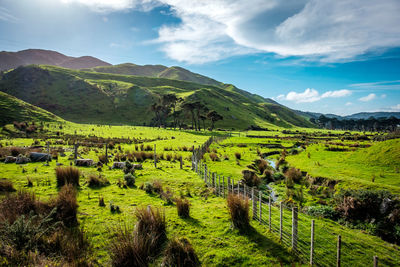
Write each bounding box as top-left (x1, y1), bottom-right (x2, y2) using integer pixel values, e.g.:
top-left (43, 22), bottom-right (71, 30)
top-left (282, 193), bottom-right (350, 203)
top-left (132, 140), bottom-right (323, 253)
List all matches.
top-left (191, 137), bottom-right (382, 267)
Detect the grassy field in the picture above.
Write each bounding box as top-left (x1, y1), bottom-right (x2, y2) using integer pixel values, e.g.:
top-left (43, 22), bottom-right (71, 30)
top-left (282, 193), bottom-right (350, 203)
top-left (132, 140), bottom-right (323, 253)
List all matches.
top-left (0, 123), bottom-right (399, 266)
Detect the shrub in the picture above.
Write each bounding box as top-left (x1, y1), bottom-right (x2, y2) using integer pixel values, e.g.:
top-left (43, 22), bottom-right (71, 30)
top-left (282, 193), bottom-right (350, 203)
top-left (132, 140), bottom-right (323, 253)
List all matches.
top-left (98, 154), bottom-right (107, 164)
top-left (209, 153), bottom-right (219, 161)
top-left (234, 152), bottom-right (241, 160)
top-left (110, 226), bottom-right (149, 267)
top-left (53, 184), bottom-right (78, 227)
top-left (142, 182), bottom-right (154, 194)
top-left (227, 194), bottom-right (249, 231)
top-left (273, 172), bottom-right (285, 181)
top-left (285, 167), bottom-right (302, 184)
top-left (176, 198), bottom-right (190, 218)
top-left (256, 159), bottom-right (269, 174)
top-left (55, 166), bottom-right (80, 187)
top-left (99, 196), bottom-right (105, 207)
top-left (124, 173), bottom-right (135, 187)
top-left (241, 170), bottom-right (261, 187)
top-left (0, 191), bottom-right (37, 223)
top-left (0, 178), bottom-right (16, 192)
top-left (160, 188), bottom-right (174, 205)
top-left (135, 206), bottom-right (167, 256)
top-left (87, 174), bottom-right (110, 188)
top-left (10, 147), bottom-right (23, 157)
top-left (305, 205), bottom-right (338, 220)
top-left (162, 238), bottom-right (200, 267)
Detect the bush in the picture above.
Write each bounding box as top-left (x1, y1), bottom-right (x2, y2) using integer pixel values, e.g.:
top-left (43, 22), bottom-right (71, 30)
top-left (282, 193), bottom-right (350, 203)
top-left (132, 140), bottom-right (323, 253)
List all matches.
top-left (176, 198), bottom-right (190, 218)
top-left (227, 194), bottom-right (249, 231)
top-left (0, 191), bottom-right (37, 223)
top-left (110, 226), bottom-right (149, 267)
top-left (53, 184), bottom-right (78, 227)
top-left (209, 153), bottom-right (219, 161)
top-left (123, 174), bottom-right (136, 187)
top-left (162, 238), bottom-right (200, 267)
top-left (0, 178), bottom-right (16, 192)
top-left (87, 174), bottom-right (110, 188)
top-left (285, 167), bottom-right (302, 184)
top-left (234, 152), bottom-right (241, 160)
top-left (55, 166), bottom-right (80, 187)
top-left (135, 206), bottom-right (167, 256)
top-left (305, 205), bottom-right (338, 220)
top-left (241, 170), bottom-right (261, 187)
top-left (98, 154), bottom-right (107, 164)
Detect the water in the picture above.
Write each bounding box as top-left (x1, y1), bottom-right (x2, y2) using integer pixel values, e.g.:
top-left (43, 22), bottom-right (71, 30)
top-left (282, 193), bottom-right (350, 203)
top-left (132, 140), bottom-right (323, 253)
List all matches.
top-left (265, 158), bottom-right (278, 202)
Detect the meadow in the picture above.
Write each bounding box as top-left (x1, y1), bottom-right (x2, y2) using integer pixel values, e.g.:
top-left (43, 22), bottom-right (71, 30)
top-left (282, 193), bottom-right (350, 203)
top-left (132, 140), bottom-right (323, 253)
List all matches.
top-left (0, 122), bottom-right (399, 266)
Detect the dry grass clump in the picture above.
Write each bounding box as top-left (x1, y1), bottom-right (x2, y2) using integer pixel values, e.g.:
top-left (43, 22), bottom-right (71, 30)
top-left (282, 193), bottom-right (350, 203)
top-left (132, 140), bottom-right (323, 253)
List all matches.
top-left (234, 152), bottom-right (241, 160)
top-left (53, 184), bottom-right (78, 227)
top-left (0, 178), bottom-right (16, 192)
top-left (241, 170), bottom-right (261, 187)
top-left (176, 198), bottom-right (190, 218)
top-left (162, 237), bottom-right (200, 267)
top-left (209, 152), bottom-right (219, 161)
top-left (98, 154), bottom-right (108, 164)
top-left (285, 167), bottom-right (303, 184)
top-left (227, 194), bottom-right (249, 231)
top-left (110, 206), bottom-right (167, 266)
top-left (0, 190), bottom-right (37, 223)
top-left (55, 166), bottom-right (80, 187)
top-left (87, 174), bottom-right (110, 188)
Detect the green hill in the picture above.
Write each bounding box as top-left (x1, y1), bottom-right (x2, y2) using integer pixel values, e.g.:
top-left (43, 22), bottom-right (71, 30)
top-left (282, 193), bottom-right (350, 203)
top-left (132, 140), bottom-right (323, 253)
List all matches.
top-left (0, 91), bottom-right (61, 125)
top-left (0, 65), bottom-right (314, 129)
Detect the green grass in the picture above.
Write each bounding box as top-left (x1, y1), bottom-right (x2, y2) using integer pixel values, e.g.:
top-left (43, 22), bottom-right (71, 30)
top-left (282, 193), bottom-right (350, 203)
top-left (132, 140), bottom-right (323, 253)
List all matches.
top-left (0, 65), bottom-right (314, 129)
top-left (0, 91), bottom-right (61, 126)
top-left (286, 139), bottom-right (400, 193)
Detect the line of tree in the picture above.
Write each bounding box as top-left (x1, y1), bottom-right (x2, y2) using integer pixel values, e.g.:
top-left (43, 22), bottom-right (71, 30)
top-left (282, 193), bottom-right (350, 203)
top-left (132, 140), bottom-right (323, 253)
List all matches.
top-left (150, 94), bottom-right (223, 131)
top-left (311, 115), bottom-right (400, 131)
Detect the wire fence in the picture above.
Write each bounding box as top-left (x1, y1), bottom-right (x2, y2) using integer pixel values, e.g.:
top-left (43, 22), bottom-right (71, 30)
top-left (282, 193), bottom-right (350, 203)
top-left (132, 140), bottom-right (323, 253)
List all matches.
top-left (190, 138), bottom-right (391, 267)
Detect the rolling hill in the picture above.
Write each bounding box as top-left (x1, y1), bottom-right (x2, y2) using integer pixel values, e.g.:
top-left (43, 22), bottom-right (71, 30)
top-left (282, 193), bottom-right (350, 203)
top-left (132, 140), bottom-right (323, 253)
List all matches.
top-left (0, 65), bottom-right (314, 129)
top-left (0, 49), bottom-right (110, 71)
top-left (0, 91), bottom-right (61, 125)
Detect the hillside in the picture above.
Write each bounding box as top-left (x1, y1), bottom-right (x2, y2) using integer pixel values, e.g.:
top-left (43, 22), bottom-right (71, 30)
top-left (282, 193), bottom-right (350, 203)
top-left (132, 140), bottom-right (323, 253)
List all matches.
top-left (294, 110), bottom-right (400, 120)
top-left (0, 65), bottom-right (314, 129)
top-left (0, 91), bottom-right (61, 125)
top-left (84, 63), bottom-right (223, 87)
top-left (0, 49), bottom-right (110, 71)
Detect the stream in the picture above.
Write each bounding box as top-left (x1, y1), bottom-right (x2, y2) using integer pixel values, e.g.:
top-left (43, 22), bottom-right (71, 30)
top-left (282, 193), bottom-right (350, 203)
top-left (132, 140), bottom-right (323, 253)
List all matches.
top-left (266, 158), bottom-right (278, 202)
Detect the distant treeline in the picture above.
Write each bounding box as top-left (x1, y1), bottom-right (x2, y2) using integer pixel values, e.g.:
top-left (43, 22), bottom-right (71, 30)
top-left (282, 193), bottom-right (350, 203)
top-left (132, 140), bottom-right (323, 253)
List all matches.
top-left (311, 115), bottom-right (400, 131)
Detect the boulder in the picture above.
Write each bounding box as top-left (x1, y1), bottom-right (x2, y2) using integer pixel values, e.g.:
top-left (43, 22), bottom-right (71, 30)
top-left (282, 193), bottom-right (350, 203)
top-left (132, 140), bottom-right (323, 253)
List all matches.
top-left (29, 152), bottom-right (52, 162)
top-left (112, 162), bottom-right (125, 169)
top-left (15, 155), bottom-right (31, 164)
top-left (75, 159), bottom-right (94, 167)
top-left (4, 156), bottom-right (16, 163)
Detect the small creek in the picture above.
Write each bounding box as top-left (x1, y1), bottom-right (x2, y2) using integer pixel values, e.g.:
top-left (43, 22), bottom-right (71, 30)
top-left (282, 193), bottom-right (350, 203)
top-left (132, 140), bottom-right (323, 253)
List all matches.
top-left (266, 158), bottom-right (278, 202)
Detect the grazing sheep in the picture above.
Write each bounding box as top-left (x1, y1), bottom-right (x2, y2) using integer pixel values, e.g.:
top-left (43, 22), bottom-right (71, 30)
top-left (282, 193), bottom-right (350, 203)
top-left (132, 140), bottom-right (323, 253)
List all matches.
top-left (4, 156), bottom-right (16, 163)
top-left (29, 152), bottom-right (52, 162)
top-left (75, 159), bottom-right (94, 167)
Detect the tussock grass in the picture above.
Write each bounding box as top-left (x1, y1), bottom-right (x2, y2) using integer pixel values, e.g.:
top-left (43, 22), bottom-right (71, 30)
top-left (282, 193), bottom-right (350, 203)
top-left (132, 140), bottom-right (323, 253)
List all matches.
top-left (227, 194), bottom-right (249, 232)
top-left (176, 198), bottom-right (190, 218)
top-left (55, 166), bottom-right (80, 187)
top-left (162, 237), bottom-right (200, 267)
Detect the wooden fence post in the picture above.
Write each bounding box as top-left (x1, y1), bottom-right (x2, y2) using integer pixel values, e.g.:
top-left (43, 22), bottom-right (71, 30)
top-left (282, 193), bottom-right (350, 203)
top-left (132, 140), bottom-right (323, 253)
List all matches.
top-left (259, 191), bottom-right (262, 223)
top-left (292, 206), bottom-right (298, 252)
top-left (227, 177), bottom-right (231, 194)
top-left (280, 202), bottom-right (283, 241)
top-left (373, 256), bottom-right (378, 267)
top-left (244, 184), bottom-right (247, 199)
top-left (154, 144), bottom-right (157, 168)
top-left (231, 178), bottom-right (234, 193)
top-left (252, 187), bottom-right (257, 220)
top-left (337, 235), bottom-right (341, 267)
top-left (180, 156), bottom-right (183, 169)
top-left (237, 181), bottom-right (240, 197)
top-left (310, 220), bottom-right (315, 266)
top-left (74, 143), bottom-right (78, 160)
top-left (218, 175), bottom-right (221, 196)
top-left (105, 143), bottom-right (108, 164)
top-left (222, 176), bottom-right (225, 197)
top-left (269, 196), bottom-right (272, 231)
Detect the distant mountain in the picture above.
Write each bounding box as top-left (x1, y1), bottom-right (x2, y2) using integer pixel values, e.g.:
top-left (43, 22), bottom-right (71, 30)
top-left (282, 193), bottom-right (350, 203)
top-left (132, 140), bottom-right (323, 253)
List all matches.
top-left (0, 91), bottom-right (61, 126)
top-left (294, 110), bottom-right (400, 120)
top-left (0, 49), bottom-right (110, 71)
top-left (0, 65), bottom-right (314, 129)
top-left (83, 64), bottom-right (223, 87)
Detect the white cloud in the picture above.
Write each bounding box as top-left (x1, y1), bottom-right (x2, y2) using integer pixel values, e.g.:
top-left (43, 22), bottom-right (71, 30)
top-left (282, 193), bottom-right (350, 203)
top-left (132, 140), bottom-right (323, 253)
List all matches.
top-left (390, 104), bottom-right (400, 111)
top-left (278, 88), bottom-right (351, 103)
top-left (0, 7), bottom-right (19, 23)
top-left (350, 80), bottom-right (400, 91)
top-left (359, 93), bottom-right (377, 102)
top-left (345, 102), bottom-right (353, 106)
top-left (60, 0), bottom-right (159, 12)
top-left (381, 94), bottom-right (387, 98)
top-left (59, 0), bottom-right (400, 64)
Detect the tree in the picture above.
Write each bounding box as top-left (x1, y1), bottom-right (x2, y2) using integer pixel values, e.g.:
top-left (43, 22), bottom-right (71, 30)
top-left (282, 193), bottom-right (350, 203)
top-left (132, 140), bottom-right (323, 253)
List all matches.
top-left (207, 110), bottom-right (223, 131)
top-left (182, 102), bottom-right (196, 130)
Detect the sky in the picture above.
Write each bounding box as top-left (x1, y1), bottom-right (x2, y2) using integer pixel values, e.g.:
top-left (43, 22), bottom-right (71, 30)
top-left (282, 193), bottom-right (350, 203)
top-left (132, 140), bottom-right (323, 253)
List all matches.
top-left (0, 0), bottom-right (400, 116)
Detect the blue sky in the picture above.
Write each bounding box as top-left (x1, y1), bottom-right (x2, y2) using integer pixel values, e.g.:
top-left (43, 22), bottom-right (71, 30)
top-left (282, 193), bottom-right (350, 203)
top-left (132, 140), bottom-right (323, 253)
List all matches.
top-left (1, 0), bottom-right (400, 115)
